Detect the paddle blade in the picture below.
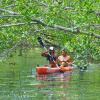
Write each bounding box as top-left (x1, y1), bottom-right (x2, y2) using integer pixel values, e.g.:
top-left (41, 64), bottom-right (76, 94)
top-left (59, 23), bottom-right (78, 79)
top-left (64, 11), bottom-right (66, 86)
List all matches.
top-left (37, 37), bottom-right (45, 47)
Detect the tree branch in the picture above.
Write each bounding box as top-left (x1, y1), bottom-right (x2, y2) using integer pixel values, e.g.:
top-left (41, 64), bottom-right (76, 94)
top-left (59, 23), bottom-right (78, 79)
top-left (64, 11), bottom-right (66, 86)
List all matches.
top-left (0, 19), bottom-right (100, 39)
top-left (32, 19), bottom-right (47, 26)
top-left (0, 22), bottom-right (36, 28)
top-left (33, 21), bottom-right (100, 39)
top-left (64, 7), bottom-right (74, 10)
top-left (4, 4), bottom-right (17, 8)
top-left (34, 0), bottom-right (48, 7)
top-left (0, 15), bottom-right (23, 18)
top-left (75, 31), bottom-right (100, 39)
top-left (95, 11), bottom-right (100, 16)
top-left (91, 24), bottom-right (100, 28)
top-left (32, 19), bottom-right (100, 39)
top-left (39, 2), bottom-right (48, 7)
top-left (32, 19), bottom-right (77, 31)
top-left (91, 33), bottom-right (100, 38)
top-left (0, 8), bottom-right (20, 15)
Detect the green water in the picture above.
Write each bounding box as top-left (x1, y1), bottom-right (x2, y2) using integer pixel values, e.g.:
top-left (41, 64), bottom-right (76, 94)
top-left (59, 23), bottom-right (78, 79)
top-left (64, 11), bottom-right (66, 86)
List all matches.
top-left (0, 49), bottom-right (100, 100)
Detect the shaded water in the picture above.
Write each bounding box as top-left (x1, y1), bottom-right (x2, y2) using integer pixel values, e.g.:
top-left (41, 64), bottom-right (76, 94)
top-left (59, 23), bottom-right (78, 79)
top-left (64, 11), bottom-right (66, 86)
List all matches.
top-left (0, 50), bottom-right (100, 100)
top-left (0, 64), bottom-right (100, 100)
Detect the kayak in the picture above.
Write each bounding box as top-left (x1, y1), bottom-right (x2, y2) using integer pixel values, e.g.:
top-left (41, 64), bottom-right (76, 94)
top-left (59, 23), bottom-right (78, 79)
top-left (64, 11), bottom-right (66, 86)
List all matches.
top-left (36, 66), bottom-right (73, 75)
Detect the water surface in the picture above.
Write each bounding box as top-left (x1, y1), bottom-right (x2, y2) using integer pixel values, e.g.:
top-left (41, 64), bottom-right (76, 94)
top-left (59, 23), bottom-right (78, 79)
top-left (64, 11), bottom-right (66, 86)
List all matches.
top-left (0, 50), bottom-right (100, 100)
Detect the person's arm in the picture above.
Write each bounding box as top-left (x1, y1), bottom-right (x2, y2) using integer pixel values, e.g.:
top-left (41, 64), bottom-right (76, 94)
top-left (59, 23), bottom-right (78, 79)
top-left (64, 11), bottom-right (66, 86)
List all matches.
top-left (57, 56), bottom-right (62, 66)
top-left (67, 56), bottom-right (73, 65)
top-left (41, 51), bottom-right (48, 57)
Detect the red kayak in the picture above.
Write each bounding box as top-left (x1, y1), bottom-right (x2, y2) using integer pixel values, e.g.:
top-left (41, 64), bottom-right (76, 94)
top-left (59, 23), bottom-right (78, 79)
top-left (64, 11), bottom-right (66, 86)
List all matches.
top-left (36, 66), bottom-right (73, 75)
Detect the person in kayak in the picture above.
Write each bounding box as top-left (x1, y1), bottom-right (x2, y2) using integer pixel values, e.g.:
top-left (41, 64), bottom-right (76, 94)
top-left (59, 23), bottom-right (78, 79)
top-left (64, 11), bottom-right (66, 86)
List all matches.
top-left (41, 46), bottom-right (58, 68)
top-left (58, 49), bottom-right (72, 67)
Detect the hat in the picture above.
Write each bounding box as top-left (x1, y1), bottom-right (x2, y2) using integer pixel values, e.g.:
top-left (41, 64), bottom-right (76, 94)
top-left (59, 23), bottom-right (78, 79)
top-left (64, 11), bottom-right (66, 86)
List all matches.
top-left (49, 46), bottom-right (54, 50)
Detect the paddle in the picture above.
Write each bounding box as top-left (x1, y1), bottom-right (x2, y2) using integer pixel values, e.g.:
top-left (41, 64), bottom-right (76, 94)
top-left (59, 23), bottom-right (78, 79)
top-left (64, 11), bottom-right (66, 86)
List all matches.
top-left (37, 37), bottom-right (60, 68)
top-left (37, 37), bottom-right (47, 51)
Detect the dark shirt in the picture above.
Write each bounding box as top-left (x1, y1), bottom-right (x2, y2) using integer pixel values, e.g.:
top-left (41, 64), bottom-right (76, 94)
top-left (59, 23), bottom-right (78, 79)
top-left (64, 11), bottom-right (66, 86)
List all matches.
top-left (41, 51), bottom-right (57, 68)
top-left (47, 54), bottom-right (56, 61)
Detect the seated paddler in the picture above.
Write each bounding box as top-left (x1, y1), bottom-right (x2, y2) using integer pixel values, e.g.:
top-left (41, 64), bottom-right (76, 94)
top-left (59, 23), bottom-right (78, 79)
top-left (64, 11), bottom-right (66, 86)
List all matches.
top-left (41, 46), bottom-right (58, 68)
top-left (57, 49), bottom-right (73, 67)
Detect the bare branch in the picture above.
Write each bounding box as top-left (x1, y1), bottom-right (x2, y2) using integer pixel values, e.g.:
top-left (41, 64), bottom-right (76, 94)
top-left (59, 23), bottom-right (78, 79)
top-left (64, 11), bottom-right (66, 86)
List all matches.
top-left (0, 15), bottom-right (23, 18)
top-left (33, 29), bottom-right (46, 33)
top-left (32, 19), bottom-right (77, 31)
top-left (4, 4), bottom-right (17, 8)
top-left (39, 2), bottom-right (48, 7)
top-left (95, 11), bottom-right (100, 16)
top-left (34, 0), bottom-right (48, 7)
top-left (91, 33), bottom-right (100, 38)
top-left (32, 19), bottom-right (47, 26)
top-left (0, 8), bottom-right (20, 15)
top-left (32, 19), bottom-right (100, 39)
top-left (49, 24), bottom-right (77, 31)
top-left (0, 23), bottom-right (26, 28)
top-left (91, 24), bottom-right (100, 28)
top-left (75, 31), bottom-right (100, 39)
top-left (64, 7), bottom-right (74, 10)
top-left (0, 22), bottom-right (36, 28)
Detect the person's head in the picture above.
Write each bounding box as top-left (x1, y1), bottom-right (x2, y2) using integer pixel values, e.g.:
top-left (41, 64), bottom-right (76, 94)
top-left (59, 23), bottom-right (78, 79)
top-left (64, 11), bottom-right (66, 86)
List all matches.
top-left (61, 49), bottom-right (67, 56)
top-left (49, 46), bottom-right (55, 54)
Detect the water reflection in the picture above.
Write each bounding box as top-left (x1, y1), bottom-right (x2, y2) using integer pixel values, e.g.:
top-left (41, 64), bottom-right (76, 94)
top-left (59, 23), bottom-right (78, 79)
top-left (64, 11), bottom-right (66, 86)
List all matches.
top-left (35, 72), bottom-right (72, 100)
top-left (36, 71), bottom-right (72, 82)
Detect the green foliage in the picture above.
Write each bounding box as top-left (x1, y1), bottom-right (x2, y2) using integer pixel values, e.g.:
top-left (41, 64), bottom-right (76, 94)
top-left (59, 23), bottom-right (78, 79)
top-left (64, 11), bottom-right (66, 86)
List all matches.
top-left (0, 0), bottom-right (100, 68)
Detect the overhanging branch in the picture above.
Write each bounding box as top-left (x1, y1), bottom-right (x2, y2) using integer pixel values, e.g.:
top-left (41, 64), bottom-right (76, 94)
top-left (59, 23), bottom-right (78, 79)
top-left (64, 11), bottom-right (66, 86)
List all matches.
top-left (4, 4), bottom-right (17, 8)
top-left (0, 8), bottom-right (19, 15)
top-left (32, 19), bottom-right (100, 39)
top-left (0, 15), bottom-right (23, 18)
top-left (0, 22), bottom-right (37, 28)
top-left (0, 19), bottom-right (100, 39)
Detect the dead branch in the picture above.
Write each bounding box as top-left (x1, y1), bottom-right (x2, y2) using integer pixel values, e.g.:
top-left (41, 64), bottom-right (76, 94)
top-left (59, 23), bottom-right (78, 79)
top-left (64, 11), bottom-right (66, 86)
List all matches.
top-left (32, 19), bottom-right (47, 26)
top-left (95, 11), bottom-right (100, 16)
top-left (0, 22), bottom-right (36, 28)
top-left (32, 19), bottom-right (100, 39)
top-left (0, 15), bottom-right (23, 18)
top-left (4, 4), bottom-right (17, 8)
top-left (0, 8), bottom-right (20, 15)
top-left (91, 24), bottom-right (100, 28)
top-left (64, 7), bottom-right (74, 10)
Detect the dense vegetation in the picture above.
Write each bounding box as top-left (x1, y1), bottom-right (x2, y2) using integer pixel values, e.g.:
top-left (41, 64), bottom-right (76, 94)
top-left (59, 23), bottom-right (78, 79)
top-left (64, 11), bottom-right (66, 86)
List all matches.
top-left (0, 0), bottom-right (100, 68)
